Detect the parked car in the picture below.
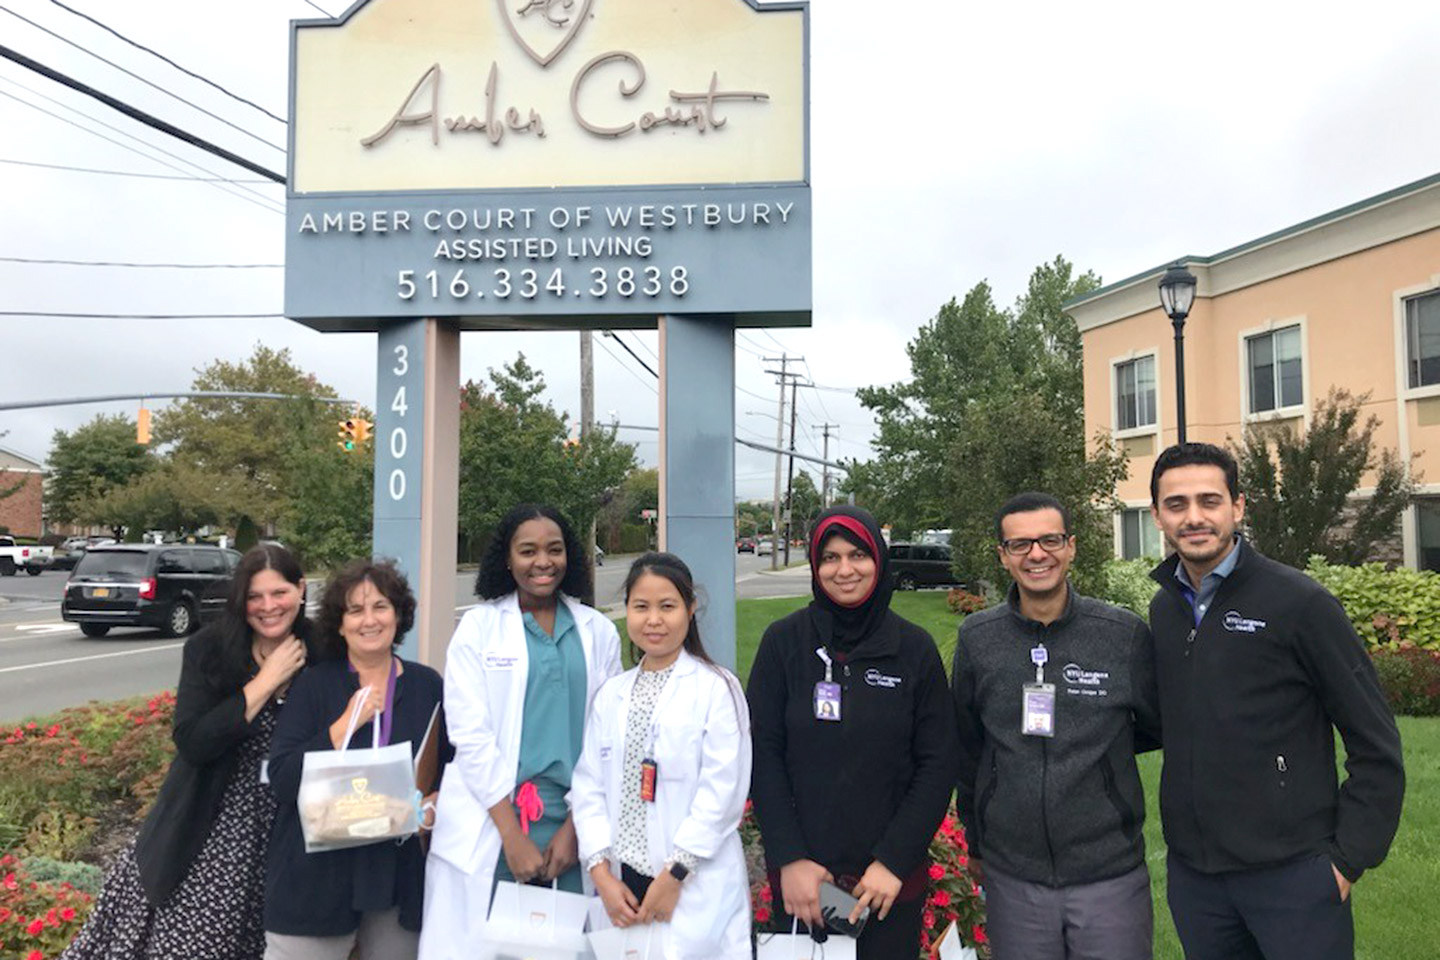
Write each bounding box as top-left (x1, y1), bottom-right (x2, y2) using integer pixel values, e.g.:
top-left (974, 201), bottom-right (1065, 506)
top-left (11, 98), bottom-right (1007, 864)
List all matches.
top-left (46, 537), bottom-right (116, 572)
top-left (0, 536), bottom-right (53, 576)
top-left (888, 541), bottom-right (962, 591)
top-left (594, 544), bottom-right (605, 566)
top-left (736, 536), bottom-right (756, 553)
top-left (61, 543), bottom-right (241, 638)
top-left (756, 538), bottom-right (775, 556)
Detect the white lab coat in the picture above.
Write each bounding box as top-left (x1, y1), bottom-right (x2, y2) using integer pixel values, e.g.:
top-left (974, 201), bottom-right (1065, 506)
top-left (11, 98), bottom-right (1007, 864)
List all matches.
top-left (418, 592), bottom-right (621, 959)
top-left (569, 649), bottom-right (753, 960)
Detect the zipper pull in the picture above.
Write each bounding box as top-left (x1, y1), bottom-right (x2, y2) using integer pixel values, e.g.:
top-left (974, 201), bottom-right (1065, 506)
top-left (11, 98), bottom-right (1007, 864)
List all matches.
top-left (1184, 628), bottom-right (1197, 657)
top-left (1276, 755), bottom-right (1287, 772)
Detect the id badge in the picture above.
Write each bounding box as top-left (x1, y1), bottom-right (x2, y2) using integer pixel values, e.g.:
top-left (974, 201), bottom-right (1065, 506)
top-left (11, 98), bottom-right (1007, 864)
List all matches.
top-left (1021, 683), bottom-right (1056, 738)
top-left (814, 681), bottom-right (842, 721)
top-left (639, 758), bottom-right (657, 802)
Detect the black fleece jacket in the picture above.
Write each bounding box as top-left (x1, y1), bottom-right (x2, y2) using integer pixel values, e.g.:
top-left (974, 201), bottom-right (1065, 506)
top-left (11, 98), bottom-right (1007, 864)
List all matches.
top-left (952, 585), bottom-right (1160, 887)
top-left (747, 607), bottom-right (959, 884)
top-left (1149, 541), bottom-right (1404, 881)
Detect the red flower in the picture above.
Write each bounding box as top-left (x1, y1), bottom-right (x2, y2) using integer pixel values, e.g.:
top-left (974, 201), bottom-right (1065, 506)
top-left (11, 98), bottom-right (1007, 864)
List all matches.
top-left (3, 873), bottom-right (16, 891)
top-left (930, 889), bottom-right (950, 908)
top-left (61, 907), bottom-right (76, 921)
top-left (754, 906), bottom-right (771, 923)
top-left (972, 924), bottom-right (988, 944)
top-left (928, 863), bottom-right (945, 880)
top-left (759, 884), bottom-right (773, 904)
top-left (28, 951), bottom-right (44, 960)
top-left (26, 918), bottom-right (44, 936)
top-left (922, 910), bottom-right (935, 929)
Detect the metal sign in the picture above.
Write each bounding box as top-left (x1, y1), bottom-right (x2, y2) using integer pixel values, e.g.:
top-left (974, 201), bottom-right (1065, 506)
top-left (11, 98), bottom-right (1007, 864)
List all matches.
top-left (286, 0), bottom-right (811, 331)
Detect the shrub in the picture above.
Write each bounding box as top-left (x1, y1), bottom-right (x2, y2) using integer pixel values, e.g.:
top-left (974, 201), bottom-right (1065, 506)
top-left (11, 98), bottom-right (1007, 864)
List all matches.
top-left (0, 853), bottom-right (93, 959)
top-left (1371, 645), bottom-right (1440, 716)
top-left (16, 858), bottom-right (102, 897)
top-left (1305, 557), bottom-right (1440, 650)
top-left (1098, 558), bottom-right (1159, 619)
top-left (946, 589), bottom-right (988, 616)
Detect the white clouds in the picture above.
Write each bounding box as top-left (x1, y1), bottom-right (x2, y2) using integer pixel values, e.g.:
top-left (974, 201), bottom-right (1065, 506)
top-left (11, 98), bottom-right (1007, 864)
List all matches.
top-left (4, 0), bottom-right (1440, 499)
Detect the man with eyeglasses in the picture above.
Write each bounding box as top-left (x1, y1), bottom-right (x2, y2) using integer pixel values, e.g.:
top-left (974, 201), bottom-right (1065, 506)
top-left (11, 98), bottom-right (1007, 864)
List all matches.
top-left (952, 492), bottom-right (1160, 960)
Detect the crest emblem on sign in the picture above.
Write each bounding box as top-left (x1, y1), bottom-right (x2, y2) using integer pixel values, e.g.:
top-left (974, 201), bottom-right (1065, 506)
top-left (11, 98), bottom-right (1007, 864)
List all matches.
top-left (499, 0), bottom-right (594, 68)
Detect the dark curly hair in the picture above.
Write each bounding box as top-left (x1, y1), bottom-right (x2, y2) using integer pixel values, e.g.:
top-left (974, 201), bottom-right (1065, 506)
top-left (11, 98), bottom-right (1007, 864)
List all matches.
top-left (472, 503), bottom-right (584, 601)
top-left (475, 503), bottom-right (589, 600)
top-left (314, 558), bottom-right (417, 660)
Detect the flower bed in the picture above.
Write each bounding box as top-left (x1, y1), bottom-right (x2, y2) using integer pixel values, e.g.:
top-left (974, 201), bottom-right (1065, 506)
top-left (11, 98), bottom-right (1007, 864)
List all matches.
top-left (0, 854), bottom-right (93, 959)
top-left (741, 800), bottom-right (989, 959)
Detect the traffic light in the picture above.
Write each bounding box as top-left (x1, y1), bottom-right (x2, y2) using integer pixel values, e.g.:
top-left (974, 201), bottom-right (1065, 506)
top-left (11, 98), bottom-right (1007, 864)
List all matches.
top-left (353, 419), bottom-right (372, 446)
top-left (338, 419), bottom-right (357, 452)
top-left (136, 407), bottom-right (152, 445)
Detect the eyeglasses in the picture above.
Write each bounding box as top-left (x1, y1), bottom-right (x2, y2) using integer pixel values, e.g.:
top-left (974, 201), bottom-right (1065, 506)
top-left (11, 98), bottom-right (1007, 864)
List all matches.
top-left (999, 534), bottom-right (1070, 556)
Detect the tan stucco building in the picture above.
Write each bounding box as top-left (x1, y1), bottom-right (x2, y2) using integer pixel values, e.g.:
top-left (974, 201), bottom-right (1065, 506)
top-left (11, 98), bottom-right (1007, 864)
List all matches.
top-left (1067, 173), bottom-right (1440, 571)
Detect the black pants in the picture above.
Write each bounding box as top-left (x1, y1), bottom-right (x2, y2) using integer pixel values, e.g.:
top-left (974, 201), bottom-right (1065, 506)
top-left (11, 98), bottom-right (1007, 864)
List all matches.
top-left (1166, 853), bottom-right (1355, 960)
top-left (767, 897), bottom-right (924, 960)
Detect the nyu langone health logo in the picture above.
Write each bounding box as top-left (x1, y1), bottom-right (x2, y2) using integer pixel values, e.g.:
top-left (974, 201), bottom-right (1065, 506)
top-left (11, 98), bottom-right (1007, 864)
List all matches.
top-left (1222, 611), bottom-right (1268, 633)
top-left (1062, 663), bottom-right (1110, 687)
top-left (864, 669), bottom-right (902, 689)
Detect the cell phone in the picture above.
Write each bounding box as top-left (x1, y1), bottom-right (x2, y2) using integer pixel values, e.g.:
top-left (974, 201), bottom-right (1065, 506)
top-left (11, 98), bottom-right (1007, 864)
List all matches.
top-left (819, 880), bottom-right (869, 938)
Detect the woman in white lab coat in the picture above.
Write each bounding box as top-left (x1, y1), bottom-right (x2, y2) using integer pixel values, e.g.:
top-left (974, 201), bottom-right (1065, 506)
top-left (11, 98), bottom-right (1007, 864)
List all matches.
top-left (570, 552), bottom-right (753, 960)
top-left (418, 504), bottom-right (622, 960)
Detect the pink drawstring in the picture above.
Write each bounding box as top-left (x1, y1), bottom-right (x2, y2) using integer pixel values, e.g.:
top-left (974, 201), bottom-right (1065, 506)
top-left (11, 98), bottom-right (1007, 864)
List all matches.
top-left (515, 781), bottom-right (544, 835)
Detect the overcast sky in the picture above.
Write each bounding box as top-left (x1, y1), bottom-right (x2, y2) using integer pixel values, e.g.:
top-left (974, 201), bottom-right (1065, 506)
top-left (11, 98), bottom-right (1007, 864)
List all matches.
top-left (4, 0), bottom-right (1440, 501)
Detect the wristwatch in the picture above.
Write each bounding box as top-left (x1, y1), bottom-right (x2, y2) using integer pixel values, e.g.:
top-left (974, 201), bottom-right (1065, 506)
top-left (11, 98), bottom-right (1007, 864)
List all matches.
top-left (666, 860), bottom-right (690, 883)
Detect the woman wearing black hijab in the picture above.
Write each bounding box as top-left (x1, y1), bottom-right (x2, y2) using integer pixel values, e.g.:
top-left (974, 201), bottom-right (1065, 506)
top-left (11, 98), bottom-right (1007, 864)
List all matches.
top-left (747, 506), bottom-right (960, 958)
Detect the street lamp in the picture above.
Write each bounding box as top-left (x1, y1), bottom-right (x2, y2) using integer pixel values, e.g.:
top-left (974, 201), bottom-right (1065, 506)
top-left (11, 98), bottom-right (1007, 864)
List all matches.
top-left (1158, 262), bottom-right (1198, 445)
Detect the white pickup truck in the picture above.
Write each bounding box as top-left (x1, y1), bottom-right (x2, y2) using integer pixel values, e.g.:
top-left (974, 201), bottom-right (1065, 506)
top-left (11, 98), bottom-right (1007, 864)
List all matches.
top-left (0, 536), bottom-right (54, 576)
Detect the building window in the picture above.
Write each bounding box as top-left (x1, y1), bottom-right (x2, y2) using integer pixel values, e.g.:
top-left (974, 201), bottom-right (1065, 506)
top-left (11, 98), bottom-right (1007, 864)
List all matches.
top-left (1247, 325), bottom-right (1303, 413)
top-left (1120, 507), bottom-right (1161, 560)
top-left (1115, 356), bottom-right (1157, 431)
top-left (1419, 499), bottom-right (1440, 573)
top-left (1406, 291), bottom-right (1440, 389)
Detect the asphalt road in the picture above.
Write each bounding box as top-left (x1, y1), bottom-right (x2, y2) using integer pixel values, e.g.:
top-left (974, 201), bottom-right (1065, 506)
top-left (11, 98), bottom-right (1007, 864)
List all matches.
top-left (0, 552), bottom-right (807, 723)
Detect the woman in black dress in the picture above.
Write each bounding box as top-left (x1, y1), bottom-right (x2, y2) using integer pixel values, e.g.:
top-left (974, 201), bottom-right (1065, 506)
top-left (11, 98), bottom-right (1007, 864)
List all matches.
top-left (747, 506), bottom-right (959, 959)
top-left (62, 543), bottom-right (312, 960)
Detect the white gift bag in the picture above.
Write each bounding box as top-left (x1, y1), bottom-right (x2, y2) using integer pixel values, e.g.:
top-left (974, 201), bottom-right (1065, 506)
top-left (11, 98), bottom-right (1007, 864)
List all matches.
top-left (934, 920), bottom-right (980, 960)
top-left (587, 922), bottom-right (662, 960)
top-left (297, 685), bottom-right (419, 853)
top-left (478, 879), bottom-right (593, 960)
top-left (756, 917), bottom-right (858, 960)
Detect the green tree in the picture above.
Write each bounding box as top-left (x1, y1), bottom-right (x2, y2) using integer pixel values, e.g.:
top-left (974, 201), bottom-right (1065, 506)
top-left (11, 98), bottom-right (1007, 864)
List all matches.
top-left (1233, 387), bottom-right (1418, 567)
top-left (787, 471), bottom-right (822, 538)
top-left (599, 468), bottom-right (658, 551)
top-left (458, 355), bottom-right (636, 555)
top-left (154, 345), bottom-right (353, 530)
top-left (851, 256), bottom-right (1129, 595)
top-left (80, 461), bottom-right (251, 539)
top-left (45, 415), bottom-right (153, 527)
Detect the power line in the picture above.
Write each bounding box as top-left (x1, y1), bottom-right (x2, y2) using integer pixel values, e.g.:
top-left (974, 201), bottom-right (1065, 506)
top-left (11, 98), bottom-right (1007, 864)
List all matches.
top-left (0, 80), bottom-right (284, 215)
top-left (0, 44), bottom-right (286, 184)
top-left (43, 0), bottom-right (286, 124)
top-left (602, 331), bottom-right (657, 378)
top-left (594, 335), bottom-right (658, 395)
top-left (0, 84), bottom-right (284, 215)
top-left (0, 7), bottom-right (285, 153)
top-left (300, 0), bottom-right (336, 17)
top-left (0, 155), bottom-right (277, 182)
top-left (0, 255), bottom-right (281, 269)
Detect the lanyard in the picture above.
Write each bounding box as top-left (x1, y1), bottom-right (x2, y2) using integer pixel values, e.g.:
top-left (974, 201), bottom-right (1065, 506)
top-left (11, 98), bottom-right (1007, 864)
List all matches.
top-left (1030, 644), bottom-right (1048, 685)
top-left (348, 656), bottom-right (399, 746)
top-left (815, 647), bottom-right (834, 683)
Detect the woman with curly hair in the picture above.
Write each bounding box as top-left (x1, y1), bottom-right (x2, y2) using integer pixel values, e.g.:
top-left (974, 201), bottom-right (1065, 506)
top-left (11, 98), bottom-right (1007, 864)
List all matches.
top-left (419, 504), bottom-right (622, 960)
top-left (263, 559), bottom-right (446, 960)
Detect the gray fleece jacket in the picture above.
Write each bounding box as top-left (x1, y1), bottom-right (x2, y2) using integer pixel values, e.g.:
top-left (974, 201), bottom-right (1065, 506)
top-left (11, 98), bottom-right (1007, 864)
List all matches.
top-left (951, 584), bottom-right (1161, 886)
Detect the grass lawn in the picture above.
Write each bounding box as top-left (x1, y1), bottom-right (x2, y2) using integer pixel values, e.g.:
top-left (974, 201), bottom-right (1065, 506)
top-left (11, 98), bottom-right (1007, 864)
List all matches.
top-left (723, 591), bottom-right (1440, 959)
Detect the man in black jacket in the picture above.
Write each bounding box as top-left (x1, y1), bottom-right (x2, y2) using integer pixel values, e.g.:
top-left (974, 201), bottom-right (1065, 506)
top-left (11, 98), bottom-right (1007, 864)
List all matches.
top-left (953, 492), bottom-right (1160, 960)
top-left (1148, 443), bottom-right (1404, 960)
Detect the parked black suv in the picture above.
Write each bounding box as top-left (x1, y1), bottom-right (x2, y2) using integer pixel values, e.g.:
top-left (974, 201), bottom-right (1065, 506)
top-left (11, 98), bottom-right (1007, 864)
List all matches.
top-left (888, 542), bottom-right (962, 591)
top-left (61, 544), bottom-right (241, 638)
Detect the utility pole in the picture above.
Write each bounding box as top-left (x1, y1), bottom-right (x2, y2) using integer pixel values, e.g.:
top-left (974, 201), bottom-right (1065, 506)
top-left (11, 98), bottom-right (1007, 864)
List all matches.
top-left (782, 376), bottom-right (800, 565)
top-left (762, 355), bottom-right (793, 570)
top-left (579, 331), bottom-right (596, 605)
top-left (817, 423), bottom-right (838, 507)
